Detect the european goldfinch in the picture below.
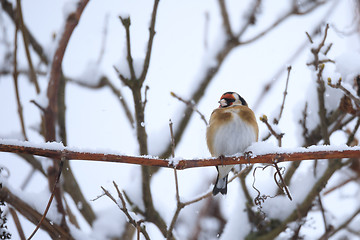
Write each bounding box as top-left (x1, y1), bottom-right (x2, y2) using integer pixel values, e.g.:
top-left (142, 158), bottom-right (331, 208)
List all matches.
top-left (206, 92), bottom-right (258, 195)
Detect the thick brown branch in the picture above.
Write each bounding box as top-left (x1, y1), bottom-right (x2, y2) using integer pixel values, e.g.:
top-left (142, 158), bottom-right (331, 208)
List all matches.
top-left (1, 141), bottom-right (359, 169)
top-left (46, 0), bottom-right (89, 141)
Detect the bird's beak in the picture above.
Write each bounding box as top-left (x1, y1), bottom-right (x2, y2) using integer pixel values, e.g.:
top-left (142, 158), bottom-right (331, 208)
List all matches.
top-left (219, 99), bottom-right (227, 107)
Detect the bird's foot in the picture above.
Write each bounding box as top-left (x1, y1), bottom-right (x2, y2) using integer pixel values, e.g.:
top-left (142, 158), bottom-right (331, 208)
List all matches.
top-left (219, 155), bottom-right (225, 166)
top-left (244, 151), bottom-right (253, 164)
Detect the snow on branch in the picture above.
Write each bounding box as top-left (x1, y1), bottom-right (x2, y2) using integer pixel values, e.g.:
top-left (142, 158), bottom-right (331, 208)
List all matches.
top-left (0, 140), bottom-right (359, 169)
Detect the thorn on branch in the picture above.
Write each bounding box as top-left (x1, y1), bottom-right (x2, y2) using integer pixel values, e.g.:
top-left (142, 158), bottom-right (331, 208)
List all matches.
top-left (143, 85), bottom-right (150, 109)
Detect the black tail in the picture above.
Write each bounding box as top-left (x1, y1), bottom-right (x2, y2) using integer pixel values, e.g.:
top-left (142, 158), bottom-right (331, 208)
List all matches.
top-left (212, 174), bottom-right (228, 196)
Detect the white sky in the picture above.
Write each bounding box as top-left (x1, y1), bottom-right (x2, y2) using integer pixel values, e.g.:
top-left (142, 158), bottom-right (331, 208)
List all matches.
top-left (1, 0), bottom-right (360, 239)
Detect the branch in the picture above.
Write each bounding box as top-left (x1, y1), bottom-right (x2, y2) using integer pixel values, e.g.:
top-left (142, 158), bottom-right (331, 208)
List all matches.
top-left (46, 0), bottom-right (89, 141)
top-left (328, 78), bottom-right (360, 108)
top-left (101, 183), bottom-right (150, 240)
top-left (1, 140), bottom-right (360, 169)
top-left (274, 66), bottom-right (292, 124)
top-left (16, 0), bottom-right (40, 93)
top-left (218, 0), bottom-right (234, 39)
top-left (27, 159), bottom-right (65, 240)
top-left (44, 0), bottom-right (89, 230)
top-left (139, 0), bottom-right (160, 84)
top-left (12, 23), bottom-right (28, 141)
top-left (0, 187), bottom-right (73, 239)
top-left (170, 92), bottom-right (208, 126)
top-left (67, 75), bottom-right (135, 128)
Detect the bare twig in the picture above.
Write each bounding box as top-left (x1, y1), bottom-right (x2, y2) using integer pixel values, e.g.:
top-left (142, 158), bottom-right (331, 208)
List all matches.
top-left (253, 2), bottom-right (340, 110)
top-left (323, 175), bottom-right (359, 195)
top-left (274, 66), bottom-right (292, 124)
top-left (1, 0), bottom-right (49, 64)
top-left (328, 78), bottom-right (360, 107)
top-left (45, 0), bottom-right (89, 141)
top-left (97, 14), bottom-right (109, 65)
top-left (218, 0), bottom-right (234, 39)
top-left (119, 16), bottom-right (137, 82)
top-left (167, 120), bottom-right (182, 239)
top-left (27, 158), bottom-right (65, 240)
top-left (9, 207), bottom-right (25, 240)
top-left (316, 64), bottom-right (330, 144)
top-left (12, 22), bottom-right (28, 140)
top-left (273, 160), bottom-right (292, 201)
top-left (318, 193), bottom-right (330, 239)
top-left (240, 2), bottom-right (325, 45)
top-left (237, 0), bottom-right (262, 38)
top-left (254, 159), bottom-right (343, 240)
top-left (139, 0), bottom-right (160, 84)
top-left (260, 115), bottom-right (284, 147)
top-left (171, 92), bottom-right (208, 126)
top-left (37, 1), bottom-right (90, 232)
top-left (101, 182), bottom-right (150, 240)
top-left (320, 207), bottom-right (360, 239)
top-left (16, 0), bottom-right (40, 93)
top-left (67, 75), bottom-right (135, 128)
top-left (0, 187), bottom-right (72, 239)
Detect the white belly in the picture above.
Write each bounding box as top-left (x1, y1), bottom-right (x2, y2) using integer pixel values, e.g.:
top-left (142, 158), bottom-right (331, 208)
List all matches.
top-left (212, 115), bottom-right (256, 157)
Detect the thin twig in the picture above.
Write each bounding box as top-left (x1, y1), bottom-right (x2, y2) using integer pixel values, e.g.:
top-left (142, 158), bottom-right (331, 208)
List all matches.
top-left (323, 176), bottom-right (359, 195)
top-left (317, 64), bottom-right (330, 145)
top-left (44, 2), bottom-right (89, 227)
top-left (240, 2), bottom-right (325, 45)
top-left (1, 0), bottom-right (49, 64)
top-left (274, 66), bottom-right (292, 124)
top-left (346, 117), bottom-right (360, 146)
top-left (101, 182), bottom-right (151, 240)
top-left (139, 0), bottom-right (160, 84)
top-left (328, 78), bottom-right (360, 107)
top-left (27, 158), bottom-right (65, 240)
top-left (16, 0), bottom-right (40, 93)
top-left (321, 207), bottom-right (360, 239)
top-left (253, 2), bottom-right (340, 110)
top-left (260, 115), bottom-right (284, 147)
top-left (237, 0), bottom-right (262, 38)
top-left (171, 92), bottom-right (208, 126)
top-left (218, 0), bottom-right (234, 39)
top-left (273, 160), bottom-right (292, 201)
top-left (318, 193), bottom-right (329, 237)
top-left (119, 16), bottom-right (137, 81)
top-left (9, 207), bottom-right (26, 240)
top-left (12, 21), bottom-right (28, 140)
top-left (67, 75), bottom-right (135, 128)
top-left (97, 14), bottom-right (109, 65)
top-left (167, 120), bottom-right (182, 239)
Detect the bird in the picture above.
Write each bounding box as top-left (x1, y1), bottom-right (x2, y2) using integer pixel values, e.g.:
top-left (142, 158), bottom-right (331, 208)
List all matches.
top-left (206, 92), bottom-right (258, 195)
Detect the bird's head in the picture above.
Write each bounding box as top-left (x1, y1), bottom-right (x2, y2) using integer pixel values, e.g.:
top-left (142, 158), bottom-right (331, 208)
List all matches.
top-left (218, 92), bottom-right (247, 108)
